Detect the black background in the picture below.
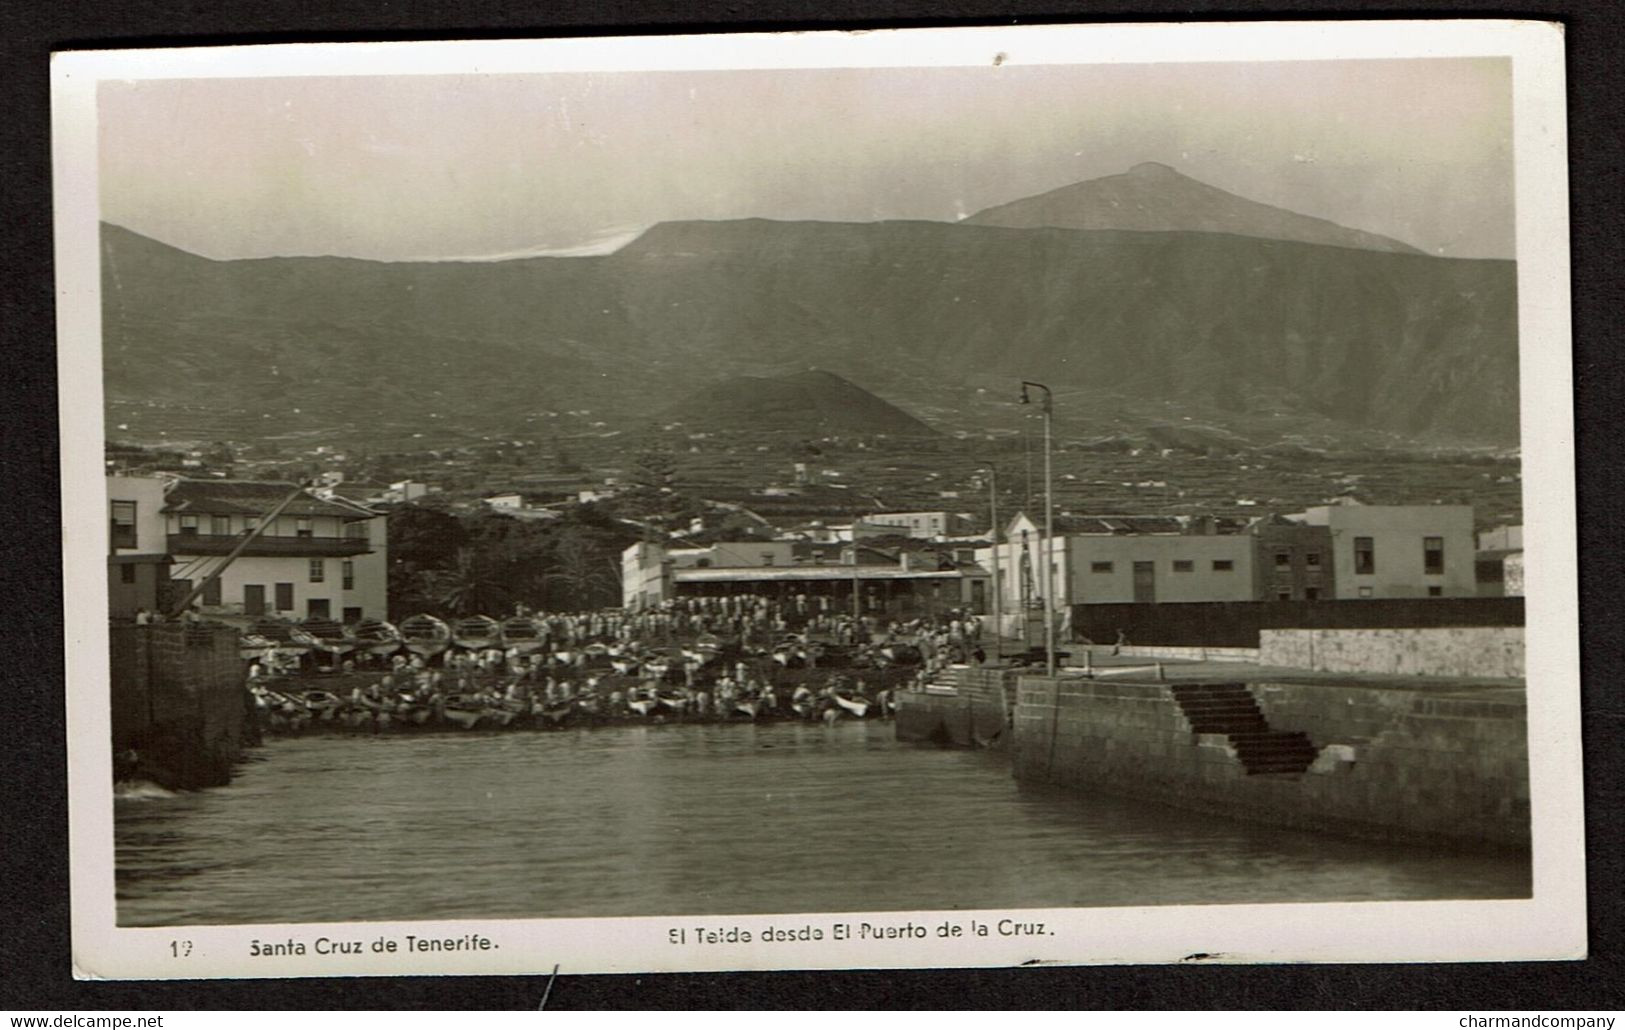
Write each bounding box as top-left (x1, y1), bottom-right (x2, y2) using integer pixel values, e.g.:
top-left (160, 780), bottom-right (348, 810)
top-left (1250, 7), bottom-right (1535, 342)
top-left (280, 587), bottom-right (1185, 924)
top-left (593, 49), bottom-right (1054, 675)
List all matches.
top-left (3, 0), bottom-right (1620, 1011)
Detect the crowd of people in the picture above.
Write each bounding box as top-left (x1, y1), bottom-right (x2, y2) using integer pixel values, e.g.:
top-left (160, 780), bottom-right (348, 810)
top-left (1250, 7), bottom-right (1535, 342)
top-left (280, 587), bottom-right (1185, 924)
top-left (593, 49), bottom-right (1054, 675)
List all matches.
top-left (249, 594), bottom-right (999, 734)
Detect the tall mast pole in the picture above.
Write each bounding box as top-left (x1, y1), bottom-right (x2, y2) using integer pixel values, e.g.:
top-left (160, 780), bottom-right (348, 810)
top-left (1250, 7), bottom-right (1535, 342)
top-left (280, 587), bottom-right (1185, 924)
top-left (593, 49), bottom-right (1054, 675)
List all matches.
top-left (1022, 381), bottom-right (1056, 677)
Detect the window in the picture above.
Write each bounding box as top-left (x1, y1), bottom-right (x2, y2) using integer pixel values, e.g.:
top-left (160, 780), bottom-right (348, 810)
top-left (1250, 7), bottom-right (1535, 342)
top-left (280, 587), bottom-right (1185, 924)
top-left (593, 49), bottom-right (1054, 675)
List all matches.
top-left (212, 515), bottom-right (231, 536)
top-left (1358, 586), bottom-right (1373, 598)
top-left (344, 521), bottom-right (368, 539)
top-left (110, 500), bottom-right (138, 549)
top-left (1424, 536), bottom-right (1444, 575)
top-left (1090, 561), bottom-right (1114, 573)
top-left (119, 564), bottom-right (136, 584)
top-left (1277, 590), bottom-right (1292, 601)
top-left (245, 516), bottom-right (259, 533)
top-left (295, 517), bottom-right (313, 539)
top-left (1172, 560), bottom-right (1194, 573)
top-left (695, 558), bottom-right (712, 568)
top-left (307, 598), bottom-right (331, 619)
top-left (1213, 559), bottom-right (1234, 572)
top-left (1428, 585), bottom-right (1443, 597)
top-left (1354, 536), bottom-right (1375, 575)
top-left (1274, 551), bottom-right (1291, 568)
top-left (178, 514), bottom-right (199, 537)
top-left (1305, 587), bottom-right (1320, 600)
top-left (275, 582), bottom-right (294, 611)
top-left (309, 559), bottom-right (325, 583)
top-left (761, 554), bottom-right (776, 566)
top-left (1305, 552), bottom-right (1322, 568)
top-left (343, 607), bottom-right (363, 624)
top-left (342, 560), bottom-right (355, 590)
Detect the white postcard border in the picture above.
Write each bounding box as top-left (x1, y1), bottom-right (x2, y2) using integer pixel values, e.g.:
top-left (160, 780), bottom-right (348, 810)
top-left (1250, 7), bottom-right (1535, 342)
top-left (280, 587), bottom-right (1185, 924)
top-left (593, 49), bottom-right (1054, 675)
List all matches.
top-left (54, 19), bottom-right (1582, 980)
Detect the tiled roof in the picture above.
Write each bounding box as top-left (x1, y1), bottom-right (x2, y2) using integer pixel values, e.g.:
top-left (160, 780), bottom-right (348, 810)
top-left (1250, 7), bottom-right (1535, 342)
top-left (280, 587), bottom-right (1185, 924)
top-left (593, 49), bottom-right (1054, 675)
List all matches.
top-left (163, 480), bottom-right (378, 518)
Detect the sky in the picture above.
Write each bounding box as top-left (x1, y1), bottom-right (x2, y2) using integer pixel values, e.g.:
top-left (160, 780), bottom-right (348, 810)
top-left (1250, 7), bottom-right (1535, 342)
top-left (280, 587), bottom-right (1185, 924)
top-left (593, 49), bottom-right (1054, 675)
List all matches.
top-left (98, 58), bottom-right (1514, 261)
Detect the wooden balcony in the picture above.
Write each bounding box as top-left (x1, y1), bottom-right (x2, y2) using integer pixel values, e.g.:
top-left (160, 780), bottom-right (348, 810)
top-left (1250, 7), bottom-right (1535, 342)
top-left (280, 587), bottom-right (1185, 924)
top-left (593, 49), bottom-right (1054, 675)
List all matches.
top-left (168, 533), bottom-right (373, 558)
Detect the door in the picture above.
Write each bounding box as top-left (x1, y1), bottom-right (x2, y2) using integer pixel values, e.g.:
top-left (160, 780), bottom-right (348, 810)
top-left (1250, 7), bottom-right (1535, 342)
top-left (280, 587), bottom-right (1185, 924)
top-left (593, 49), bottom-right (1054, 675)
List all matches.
top-left (274, 582), bottom-right (294, 612)
top-left (244, 584), bottom-right (266, 616)
top-left (307, 598), bottom-right (331, 619)
top-left (1132, 561), bottom-right (1156, 603)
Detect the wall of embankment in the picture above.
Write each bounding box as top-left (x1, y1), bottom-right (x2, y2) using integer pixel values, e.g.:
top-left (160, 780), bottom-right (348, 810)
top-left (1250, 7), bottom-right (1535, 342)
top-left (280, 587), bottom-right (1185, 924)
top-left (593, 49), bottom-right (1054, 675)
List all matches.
top-left (1011, 675), bottom-right (1529, 850)
top-left (895, 667), bottom-right (1020, 748)
top-left (110, 623), bottom-right (254, 790)
top-left (1258, 627), bottom-right (1524, 678)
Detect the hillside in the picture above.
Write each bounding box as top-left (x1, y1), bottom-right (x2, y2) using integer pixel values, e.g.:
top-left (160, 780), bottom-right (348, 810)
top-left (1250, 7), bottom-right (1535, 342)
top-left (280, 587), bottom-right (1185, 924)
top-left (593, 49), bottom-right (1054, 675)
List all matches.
top-left (100, 216), bottom-right (1518, 447)
top-left (658, 370), bottom-right (935, 437)
top-left (964, 161), bottom-right (1425, 255)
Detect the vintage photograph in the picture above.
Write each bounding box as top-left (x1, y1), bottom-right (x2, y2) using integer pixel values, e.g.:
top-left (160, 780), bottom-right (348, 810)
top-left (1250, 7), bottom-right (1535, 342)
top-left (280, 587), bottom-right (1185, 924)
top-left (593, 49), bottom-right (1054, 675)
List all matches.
top-left (55, 22), bottom-right (1581, 978)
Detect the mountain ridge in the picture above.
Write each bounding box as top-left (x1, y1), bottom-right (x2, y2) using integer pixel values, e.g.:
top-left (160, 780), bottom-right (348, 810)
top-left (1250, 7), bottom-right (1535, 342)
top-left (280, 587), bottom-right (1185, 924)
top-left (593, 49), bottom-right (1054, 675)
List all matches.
top-left (99, 207), bottom-right (1518, 448)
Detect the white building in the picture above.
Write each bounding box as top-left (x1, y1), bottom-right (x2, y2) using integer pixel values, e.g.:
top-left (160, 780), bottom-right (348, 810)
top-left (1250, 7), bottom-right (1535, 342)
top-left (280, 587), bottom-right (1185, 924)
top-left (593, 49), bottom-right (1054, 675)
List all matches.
top-left (163, 479), bottom-right (389, 622)
top-left (1286, 501), bottom-right (1476, 599)
top-left (107, 475), bottom-right (173, 618)
top-left (865, 511), bottom-right (975, 540)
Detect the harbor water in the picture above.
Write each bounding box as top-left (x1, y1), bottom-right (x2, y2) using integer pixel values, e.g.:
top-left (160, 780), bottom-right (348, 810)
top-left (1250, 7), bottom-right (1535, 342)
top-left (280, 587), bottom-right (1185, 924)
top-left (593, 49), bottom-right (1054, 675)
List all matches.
top-left (115, 720), bottom-right (1529, 927)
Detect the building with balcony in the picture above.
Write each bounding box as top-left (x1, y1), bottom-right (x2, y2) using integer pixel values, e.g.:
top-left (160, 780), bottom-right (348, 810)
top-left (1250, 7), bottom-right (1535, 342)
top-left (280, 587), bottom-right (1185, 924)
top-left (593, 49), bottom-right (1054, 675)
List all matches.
top-left (163, 479), bottom-right (388, 622)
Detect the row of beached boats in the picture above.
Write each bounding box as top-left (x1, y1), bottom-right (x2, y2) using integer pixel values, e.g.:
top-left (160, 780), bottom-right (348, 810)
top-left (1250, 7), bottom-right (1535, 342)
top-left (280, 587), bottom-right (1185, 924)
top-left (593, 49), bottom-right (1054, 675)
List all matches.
top-left (243, 615), bottom-right (929, 677)
top-left (241, 614), bottom-right (544, 660)
top-left (251, 682), bottom-right (890, 735)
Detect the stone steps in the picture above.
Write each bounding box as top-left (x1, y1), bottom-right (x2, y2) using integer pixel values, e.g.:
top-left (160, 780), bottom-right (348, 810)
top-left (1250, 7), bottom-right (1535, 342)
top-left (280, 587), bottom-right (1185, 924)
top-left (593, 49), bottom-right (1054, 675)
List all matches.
top-left (1169, 682), bottom-right (1319, 776)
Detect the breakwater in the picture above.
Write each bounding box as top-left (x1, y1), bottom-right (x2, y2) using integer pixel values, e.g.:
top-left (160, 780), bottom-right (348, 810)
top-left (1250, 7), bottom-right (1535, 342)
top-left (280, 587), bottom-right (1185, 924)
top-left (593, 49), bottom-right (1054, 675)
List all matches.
top-left (110, 623), bottom-right (254, 789)
top-left (1010, 674), bottom-right (1529, 850)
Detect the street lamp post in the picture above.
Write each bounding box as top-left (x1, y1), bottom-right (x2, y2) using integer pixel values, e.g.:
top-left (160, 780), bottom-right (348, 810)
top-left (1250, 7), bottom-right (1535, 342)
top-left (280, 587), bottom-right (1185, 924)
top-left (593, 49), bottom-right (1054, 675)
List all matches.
top-left (980, 467), bottom-right (1001, 660)
top-left (1020, 381), bottom-right (1056, 677)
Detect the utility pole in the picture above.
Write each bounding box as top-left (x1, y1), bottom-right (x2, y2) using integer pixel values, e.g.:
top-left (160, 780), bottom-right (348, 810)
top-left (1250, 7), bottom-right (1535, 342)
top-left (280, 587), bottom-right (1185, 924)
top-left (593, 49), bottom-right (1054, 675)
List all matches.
top-left (1021, 381), bottom-right (1056, 677)
top-left (983, 467), bottom-right (1001, 660)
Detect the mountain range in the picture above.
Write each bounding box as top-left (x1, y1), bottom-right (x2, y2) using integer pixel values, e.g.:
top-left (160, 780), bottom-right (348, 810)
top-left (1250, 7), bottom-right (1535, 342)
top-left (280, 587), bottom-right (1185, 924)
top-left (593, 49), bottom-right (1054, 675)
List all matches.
top-left (99, 163), bottom-right (1519, 450)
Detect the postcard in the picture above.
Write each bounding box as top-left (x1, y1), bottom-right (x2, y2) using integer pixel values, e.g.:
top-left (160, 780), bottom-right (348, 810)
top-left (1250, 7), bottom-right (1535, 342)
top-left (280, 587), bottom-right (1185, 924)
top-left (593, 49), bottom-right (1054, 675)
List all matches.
top-left (54, 20), bottom-right (1582, 980)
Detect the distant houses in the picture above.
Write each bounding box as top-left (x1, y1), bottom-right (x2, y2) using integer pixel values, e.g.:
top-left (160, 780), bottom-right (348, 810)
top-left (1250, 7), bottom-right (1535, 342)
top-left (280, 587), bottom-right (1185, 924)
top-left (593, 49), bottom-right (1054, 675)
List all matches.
top-left (981, 500), bottom-right (1479, 626)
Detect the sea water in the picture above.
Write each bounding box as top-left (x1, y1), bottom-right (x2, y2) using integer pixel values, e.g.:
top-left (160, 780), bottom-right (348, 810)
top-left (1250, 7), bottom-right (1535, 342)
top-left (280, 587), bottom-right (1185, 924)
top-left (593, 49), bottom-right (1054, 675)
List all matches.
top-left (114, 720), bottom-right (1530, 927)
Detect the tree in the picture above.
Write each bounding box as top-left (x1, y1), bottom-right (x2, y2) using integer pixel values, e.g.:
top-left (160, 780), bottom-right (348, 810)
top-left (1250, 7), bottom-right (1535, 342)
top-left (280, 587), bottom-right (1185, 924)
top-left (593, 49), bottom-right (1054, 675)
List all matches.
top-left (425, 547), bottom-right (514, 617)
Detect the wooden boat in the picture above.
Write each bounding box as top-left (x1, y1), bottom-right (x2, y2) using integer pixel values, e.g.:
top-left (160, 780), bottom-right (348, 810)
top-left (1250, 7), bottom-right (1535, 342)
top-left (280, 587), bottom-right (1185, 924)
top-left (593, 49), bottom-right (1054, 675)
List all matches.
top-left (452, 615), bottom-right (502, 651)
top-left (441, 695), bottom-right (485, 730)
top-left (399, 614), bottom-right (452, 657)
top-left (348, 619), bottom-right (402, 657)
top-left (538, 702), bottom-right (574, 726)
top-left (293, 617), bottom-right (355, 655)
top-left (656, 692), bottom-right (688, 713)
top-left (499, 616), bottom-right (546, 656)
top-left (302, 690), bottom-right (343, 722)
top-left (247, 619), bottom-right (312, 659)
top-left (833, 692), bottom-right (871, 718)
top-left (627, 696), bottom-right (659, 717)
top-left (395, 699), bottom-right (435, 725)
top-left (735, 698), bottom-right (759, 720)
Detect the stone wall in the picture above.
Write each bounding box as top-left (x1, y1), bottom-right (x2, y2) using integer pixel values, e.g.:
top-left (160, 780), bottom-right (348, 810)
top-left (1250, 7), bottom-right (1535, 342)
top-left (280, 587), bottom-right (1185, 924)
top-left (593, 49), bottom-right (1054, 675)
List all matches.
top-left (1012, 675), bottom-right (1529, 850)
top-left (109, 623), bottom-right (253, 789)
top-left (895, 666), bottom-right (1019, 747)
top-left (1259, 626), bottom-right (1524, 678)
